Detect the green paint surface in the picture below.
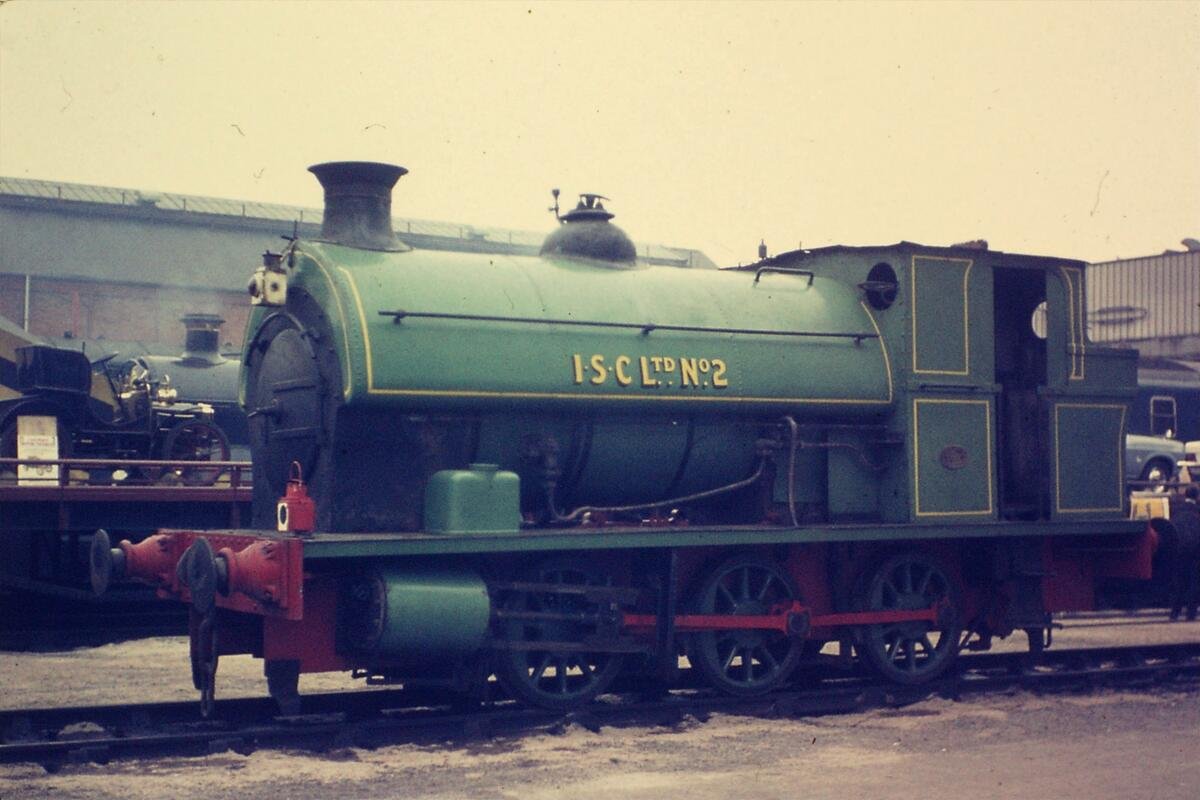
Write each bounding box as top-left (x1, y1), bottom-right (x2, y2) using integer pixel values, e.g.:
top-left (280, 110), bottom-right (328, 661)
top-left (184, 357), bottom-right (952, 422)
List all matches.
top-left (368, 565), bottom-right (491, 662)
top-left (1054, 403), bottom-right (1125, 516)
top-left (912, 397), bottom-right (994, 518)
top-left (291, 243), bottom-right (892, 415)
top-left (911, 255), bottom-right (970, 375)
top-left (424, 464), bottom-right (521, 534)
top-left (300, 518), bottom-right (1145, 560)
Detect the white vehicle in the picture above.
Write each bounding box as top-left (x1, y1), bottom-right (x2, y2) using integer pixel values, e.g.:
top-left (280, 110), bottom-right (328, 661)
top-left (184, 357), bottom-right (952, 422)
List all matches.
top-left (1125, 433), bottom-right (1185, 486)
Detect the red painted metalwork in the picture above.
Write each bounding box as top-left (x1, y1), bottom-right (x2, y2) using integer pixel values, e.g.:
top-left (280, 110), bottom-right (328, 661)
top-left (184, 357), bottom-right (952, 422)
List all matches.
top-left (276, 462), bottom-right (315, 533)
top-left (806, 607), bottom-right (941, 627)
top-left (623, 606), bottom-right (795, 634)
top-left (623, 601), bottom-right (942, 635)
top-left (118, 533), bottom-right (185, 587)
top-left (140, 530), bottom-right (305, 620)
top-left (1043, 539), bottom-right (1095, 612)
top-left (785, 546), bottom-right (831, 621)
top-left (0, 458), bottom-right (252, 505)
top-left (1093, 523), bottom-right (1157, 580)
top-left (218, 542), bottom-right (288, 609)
top-left (194, 534), bottom-right (304, 623)
top-left (103, 529), bottom-right (305, 619)
top-left (1043, 525), bottom-right (1158, 613)
top-left (262, 577), bottom-right (349, 673)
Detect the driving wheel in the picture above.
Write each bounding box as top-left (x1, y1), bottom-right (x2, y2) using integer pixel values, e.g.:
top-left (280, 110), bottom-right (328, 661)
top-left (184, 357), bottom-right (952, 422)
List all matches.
top-left (687, 555), bottom-right (804, 696)
top-left (492, 558), bottom-right (625, 711)
top-left (856, 552), bottom-right (962, 685)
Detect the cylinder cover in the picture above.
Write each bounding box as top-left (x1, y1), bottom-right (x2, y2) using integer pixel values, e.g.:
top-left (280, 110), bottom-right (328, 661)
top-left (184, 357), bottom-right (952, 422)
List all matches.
top-left (341, 565), bottom-right (491, 666)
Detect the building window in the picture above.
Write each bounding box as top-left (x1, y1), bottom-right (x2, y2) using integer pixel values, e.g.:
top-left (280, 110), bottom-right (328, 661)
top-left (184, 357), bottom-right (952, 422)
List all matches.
top-left (1150, 396), bottom-right (1177, 437)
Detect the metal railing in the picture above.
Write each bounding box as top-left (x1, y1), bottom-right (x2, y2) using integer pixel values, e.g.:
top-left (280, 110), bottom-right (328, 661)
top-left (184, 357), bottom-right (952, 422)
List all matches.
top-left (0, 457), bottom-right (252, 501)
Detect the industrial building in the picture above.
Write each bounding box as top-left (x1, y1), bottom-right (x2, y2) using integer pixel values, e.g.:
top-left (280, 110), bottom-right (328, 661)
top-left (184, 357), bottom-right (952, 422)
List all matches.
top-left (2, 173), bottom-right (1193, 361)
top-left (1087, 246), bottom-right (1200, 360)
top-left (0, 175), bottom-right (714, 355)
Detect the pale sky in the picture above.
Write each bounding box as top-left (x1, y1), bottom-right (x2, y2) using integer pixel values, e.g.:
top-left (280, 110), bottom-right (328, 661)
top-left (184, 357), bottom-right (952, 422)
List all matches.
top-left (1, 0), bottom-right (1197, 265)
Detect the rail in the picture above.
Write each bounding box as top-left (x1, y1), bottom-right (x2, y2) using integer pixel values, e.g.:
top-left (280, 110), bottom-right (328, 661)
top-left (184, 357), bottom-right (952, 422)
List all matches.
top-left (753, 266), bottom-right (814, 285)
top-left (2, 641), bottom-right (1197, 767)
top-left (379, 309), bottom-right (879, 343)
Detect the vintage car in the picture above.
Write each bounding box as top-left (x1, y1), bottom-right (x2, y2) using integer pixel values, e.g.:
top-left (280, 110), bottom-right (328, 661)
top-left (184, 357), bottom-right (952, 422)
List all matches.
top-left (1125, 433), bottom-right (1184, 487)
top-left (0, 344), bottom-right (231, 484)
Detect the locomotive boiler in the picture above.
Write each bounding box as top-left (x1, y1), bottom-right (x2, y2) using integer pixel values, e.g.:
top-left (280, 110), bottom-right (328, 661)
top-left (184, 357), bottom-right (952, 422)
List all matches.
top-left (93, 161), bottom-right (1152, 714)
top-left (242, 163), bottom-right (891, 534)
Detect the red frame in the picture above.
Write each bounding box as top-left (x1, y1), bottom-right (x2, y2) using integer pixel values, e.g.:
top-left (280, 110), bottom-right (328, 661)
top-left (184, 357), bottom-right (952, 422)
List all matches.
top-left (136, 529), bottom-right (305, 620)
top-left (623, 601), bottom-right (943, 635)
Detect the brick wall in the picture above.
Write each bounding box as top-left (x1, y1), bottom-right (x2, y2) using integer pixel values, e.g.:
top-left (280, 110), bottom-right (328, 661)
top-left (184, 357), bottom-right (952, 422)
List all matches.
top-left (0, 273), bottom-right (249, 351)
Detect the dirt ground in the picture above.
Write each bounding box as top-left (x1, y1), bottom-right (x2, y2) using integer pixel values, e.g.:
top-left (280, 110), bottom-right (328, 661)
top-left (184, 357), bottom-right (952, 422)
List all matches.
top-left (2, 616), bottom-right (1199, 800)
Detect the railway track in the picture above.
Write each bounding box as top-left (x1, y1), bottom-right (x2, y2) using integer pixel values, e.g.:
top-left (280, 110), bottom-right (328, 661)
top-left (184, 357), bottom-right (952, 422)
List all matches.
top-left (3, 642), bottom-right (1198, 769)
top-left (2, 603), bottom-right (1175, 652)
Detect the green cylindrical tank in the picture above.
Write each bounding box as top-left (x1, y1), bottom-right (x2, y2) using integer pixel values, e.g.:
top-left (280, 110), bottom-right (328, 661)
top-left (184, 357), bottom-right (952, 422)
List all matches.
top-left (342, 565), bottom-right (491, 666)
top-left (293, 242), bottom-right (892, 415)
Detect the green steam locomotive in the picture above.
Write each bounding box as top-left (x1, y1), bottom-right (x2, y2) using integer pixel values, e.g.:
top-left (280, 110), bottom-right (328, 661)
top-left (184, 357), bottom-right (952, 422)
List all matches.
top-left (93, 161), bottom-right (1150, 714)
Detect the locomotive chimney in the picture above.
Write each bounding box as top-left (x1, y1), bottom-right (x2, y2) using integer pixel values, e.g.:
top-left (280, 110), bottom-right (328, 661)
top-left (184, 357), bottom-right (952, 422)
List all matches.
top-left (308, 161), bottom-right (408, 252)
top-left (180, 313), bottom-right (226, 366)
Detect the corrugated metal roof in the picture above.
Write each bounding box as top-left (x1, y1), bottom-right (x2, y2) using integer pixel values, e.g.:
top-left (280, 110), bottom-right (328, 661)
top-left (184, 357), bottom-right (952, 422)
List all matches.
top-left (0, 175), bottom-right (713, 267)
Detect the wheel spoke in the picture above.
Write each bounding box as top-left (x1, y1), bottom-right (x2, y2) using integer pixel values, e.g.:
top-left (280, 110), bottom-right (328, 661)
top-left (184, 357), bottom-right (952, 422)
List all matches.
top-left (882, 578), bottom-right (899, 606)
top-left (739, 567), bottom-right (750, 601)
top-left (556, 659), bottom-right (568, 693)
top-left (717, 582), bottom-right (737, 610)
top-left (921, 634), bottom-right (935, 655)
top-left (886, 638), bottom-right (898, 665)
top-left (715, 632), bottom-right (738, 649)
top-left (917, 565), bottom-right (932, 596)
top-left (757, 573), bottom-right (776, 601)
top-left (760, 646), bottom-right (779, 672)
top-left (722, 645), bottom-right (738, 673)
top-left (905, 643), bottom-right (917, 672)
top-left (743, 648), bottom-right (754, 682)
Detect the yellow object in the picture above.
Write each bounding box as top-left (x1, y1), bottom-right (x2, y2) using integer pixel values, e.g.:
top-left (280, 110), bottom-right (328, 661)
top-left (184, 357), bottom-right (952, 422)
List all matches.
top-left (1129, 492), bottom-right (1170, 520)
